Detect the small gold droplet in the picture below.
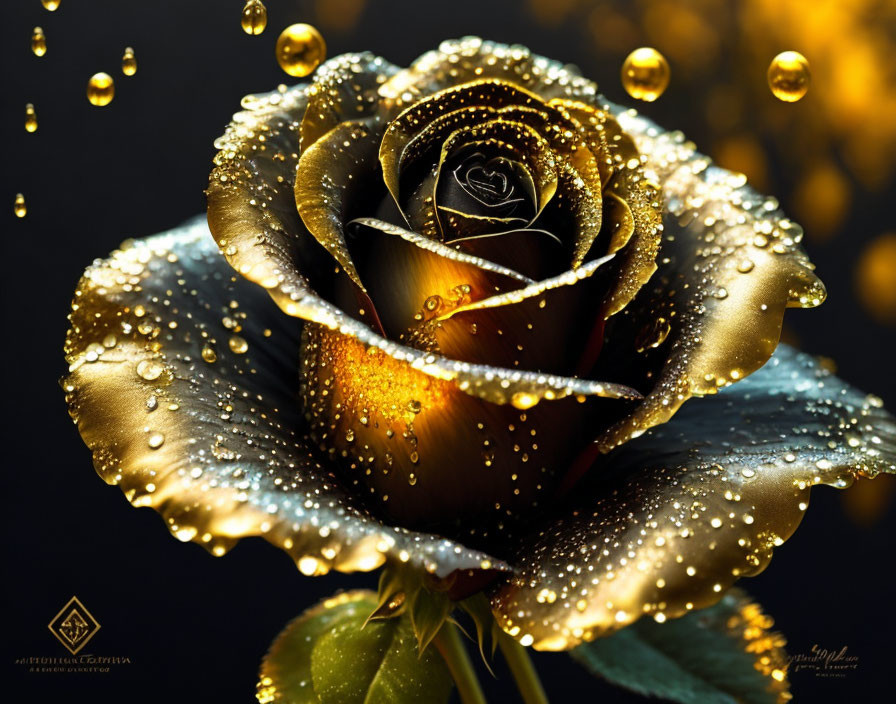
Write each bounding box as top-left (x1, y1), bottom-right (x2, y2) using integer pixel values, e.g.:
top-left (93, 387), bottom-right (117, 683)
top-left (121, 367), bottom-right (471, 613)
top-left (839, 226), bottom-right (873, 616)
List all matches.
top-left (87, 72), bottom-right (115, 106)
top-left (241, 0), bottom-right (267, 36)
top-left (201, 344), bottom-right (217, 363)
top-left (228, 335), bottom-right (248, 354)
top-left (767, 51), bottom-right (810, 102)
top-left (121, 47), bottom-right (137, 76)
top-left (275, 23), bottom-right (326, 77)
top-left (621, 47), bottom-right (670, 102)
top-left (14, 193), bottom-right (27, 218)
top-left (31, 27), bottom-right (47, 57)
top-left (25, 104), bottom-right (37, 133)
top-left (41, 0), bottom-right (60, 10)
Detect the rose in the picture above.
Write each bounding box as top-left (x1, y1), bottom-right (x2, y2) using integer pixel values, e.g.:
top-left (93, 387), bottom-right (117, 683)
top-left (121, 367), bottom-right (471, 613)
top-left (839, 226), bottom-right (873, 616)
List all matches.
top-left (64, 36), bottom-right (894, 672)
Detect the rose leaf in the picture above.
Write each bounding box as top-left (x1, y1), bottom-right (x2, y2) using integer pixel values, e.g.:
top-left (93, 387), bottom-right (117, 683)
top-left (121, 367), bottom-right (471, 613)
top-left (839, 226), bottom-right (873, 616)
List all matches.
top-left (570, 589), bottom-right (790, 704)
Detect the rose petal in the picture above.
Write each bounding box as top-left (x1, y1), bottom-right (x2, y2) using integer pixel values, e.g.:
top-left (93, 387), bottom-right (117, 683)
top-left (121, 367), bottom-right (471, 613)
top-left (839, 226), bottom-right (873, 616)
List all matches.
top-left (207, 72), bottom-right (386, 333)
top-left (62, 219), bottom-right (503, 579)
top-left (433, 253), bottom-right (618, 375)
top-left (294, 119), bottom-right (384, 292)
top-left (592, 104), bottom-right (827, 451)
top-left (299, 52), bottom-right (399, 152)
top-left (491, 345), bottom-right (896, 650)
top-left (347, 217), bottom-right (534, 337)
top-left (379, 37), bottom-right (602, 108)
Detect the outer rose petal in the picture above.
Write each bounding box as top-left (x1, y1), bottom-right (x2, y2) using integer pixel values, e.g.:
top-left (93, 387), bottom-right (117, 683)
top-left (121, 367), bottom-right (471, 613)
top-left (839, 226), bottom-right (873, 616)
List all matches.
top-left (379, 37), bottom-right (603, 109)
top-left (62, 219), bottom-right (504, 579)
top-left (593, 105), bottom-right (826, 452)
top-left (491, 345), bottom-right (896, 650)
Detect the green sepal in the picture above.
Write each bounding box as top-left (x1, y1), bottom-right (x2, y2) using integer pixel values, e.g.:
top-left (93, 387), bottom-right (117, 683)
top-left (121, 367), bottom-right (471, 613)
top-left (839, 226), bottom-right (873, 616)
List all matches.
top-left (460, 593), bottom-right (501, 667)
top-left (571, 589), bottom-right (791, 704)
top-left (257, 590), bottom-right (453, 704)
top-left (409, 585), bottom-right (454, 655)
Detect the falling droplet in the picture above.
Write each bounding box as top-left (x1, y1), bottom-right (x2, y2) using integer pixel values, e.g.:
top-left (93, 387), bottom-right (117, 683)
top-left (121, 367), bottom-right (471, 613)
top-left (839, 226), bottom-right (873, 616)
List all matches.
top-left (31, 27), bottom-right (47, 57)
top-left (201, 344), bottom-right (217, 363)
top-left (228, 335), bottom-right (248, 354)
top-left (621, 47), bottom-right (670, 102)
top-left (241, 0), bottom-right (267, 35)
top-left (25, 103), bottom-right (37, 133)
top-left (767, 51), bottom-right (810, 102)
top-left (121, 47), bottom-right (137, 76)
top-left (275, 23), bottom-right (326, 77)
top-left (41, 0), bottom-right (60, 10)
top-left (14, 193), bottom-right (27, 218)
top-left (87, 72), bottom-right (115, 106)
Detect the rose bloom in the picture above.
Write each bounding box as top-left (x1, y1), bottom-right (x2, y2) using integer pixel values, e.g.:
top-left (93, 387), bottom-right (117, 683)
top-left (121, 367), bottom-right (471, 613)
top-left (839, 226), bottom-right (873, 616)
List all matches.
top-left (64, 38), bottom-right (894, 658)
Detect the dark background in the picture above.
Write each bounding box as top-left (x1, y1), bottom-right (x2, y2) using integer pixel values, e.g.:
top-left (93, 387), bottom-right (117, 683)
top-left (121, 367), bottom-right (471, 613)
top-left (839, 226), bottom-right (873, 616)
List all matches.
top-left (3, 1), bottom-right (894, 702)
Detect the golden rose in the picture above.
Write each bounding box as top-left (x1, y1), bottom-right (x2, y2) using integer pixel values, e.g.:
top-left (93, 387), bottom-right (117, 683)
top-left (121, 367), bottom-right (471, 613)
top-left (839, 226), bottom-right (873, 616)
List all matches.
top-left (64, 38), bottom-right (894, 660)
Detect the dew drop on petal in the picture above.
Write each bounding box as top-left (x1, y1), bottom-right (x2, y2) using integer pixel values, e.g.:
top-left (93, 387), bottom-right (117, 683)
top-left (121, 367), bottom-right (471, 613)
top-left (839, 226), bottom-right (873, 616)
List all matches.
top-left (228, 335), bottom-right (248, 354)
top-left (41, 0), bottom-right (60, 10)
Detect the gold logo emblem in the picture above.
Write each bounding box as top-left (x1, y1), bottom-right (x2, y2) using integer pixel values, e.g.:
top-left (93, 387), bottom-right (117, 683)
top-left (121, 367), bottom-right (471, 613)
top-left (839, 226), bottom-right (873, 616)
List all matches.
top-left (48, 596), bottom-right (101, 654)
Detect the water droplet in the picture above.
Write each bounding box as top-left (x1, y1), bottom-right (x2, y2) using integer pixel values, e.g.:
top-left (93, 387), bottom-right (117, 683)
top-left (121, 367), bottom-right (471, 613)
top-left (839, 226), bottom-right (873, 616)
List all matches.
top-left (201, 344), bottom-right (217, 363)
top-left (737, 259), bottom-right (755, 273)
top-left (241, 0), bottom-right (267, 35)
top-left (621, 47), bottom-right (670, 102)
top-left (511, 391), bottom-right (539, 410)
top-left (768, 51), bottom-right (810, 102)
top-left (136, 359), bottom-right (164, 381)
top-left (87, 72), bottom-right (115, 106)
top-left (228, 335), bottom-right (248, 354)
top-left (41, 0), bottom-right (60, 10)
top-left (14, 193), bottom-right (26, 218)
top-left (25, 104), bottom-right (37, 133)
top-left (147, 432), bottom-right (165, 449)
top-left (275, 23), bottom-right (326, 78)
top-left (345, 429), bottom-right (355, 442)
top-left (408, 473), bottom-right (417, 486)
top-left (121, 47), bottom-right (137, 76)
top-left (31, 27), bottom-right (47, 57)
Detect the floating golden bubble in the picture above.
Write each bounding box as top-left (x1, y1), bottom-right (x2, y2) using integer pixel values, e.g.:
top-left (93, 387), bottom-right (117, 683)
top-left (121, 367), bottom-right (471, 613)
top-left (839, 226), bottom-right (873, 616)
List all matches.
top-left (621, 47), bottom-right (670, 102)
top-left (31, 27), bottom-right (47, 57)
top-left (87, 72), bottom-right (115, 106)
top-left (25, 104), bottom-right (37, 133)
top-left (14, 193), bottom-right (26, 218)
top-left (767, 51), bottom-right (810, 102)
top-left (241, 0), bottom-right (267, 35)
top-left (275, 23), bottom-right (326, 77)
top-left (41, 0), bottom-right (60, 10)
top-left (121, 47), bottom-right (137, 76)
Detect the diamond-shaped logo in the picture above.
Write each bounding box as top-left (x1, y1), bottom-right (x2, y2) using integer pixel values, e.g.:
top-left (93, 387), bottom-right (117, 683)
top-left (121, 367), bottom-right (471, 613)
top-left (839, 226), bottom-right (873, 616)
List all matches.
top-left (48, 596), bottom-right (101, 654)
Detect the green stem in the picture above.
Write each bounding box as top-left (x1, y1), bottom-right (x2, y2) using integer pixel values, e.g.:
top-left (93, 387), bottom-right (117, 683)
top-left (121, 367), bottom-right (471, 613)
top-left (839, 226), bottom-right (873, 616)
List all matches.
top-left (497, 630), bottom-right (549, 704)
top-left (433, 621), bottom-right (488, 704)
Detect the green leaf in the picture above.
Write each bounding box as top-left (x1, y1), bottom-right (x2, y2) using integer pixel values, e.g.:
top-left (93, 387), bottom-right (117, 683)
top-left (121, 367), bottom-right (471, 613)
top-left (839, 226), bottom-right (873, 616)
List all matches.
top-left (571, 589), bottom-right (790, 704)
top-left (257, 590), bottom-right (453, 704)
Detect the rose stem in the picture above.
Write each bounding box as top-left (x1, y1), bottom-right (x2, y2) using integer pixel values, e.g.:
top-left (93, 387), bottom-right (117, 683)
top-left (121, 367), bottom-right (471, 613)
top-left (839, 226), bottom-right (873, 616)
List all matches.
top-left (496, 630), bottom-right (550, 704)
top-left (433, 621), bottom-right (488, 704)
